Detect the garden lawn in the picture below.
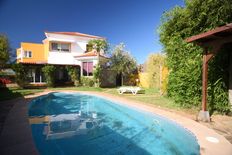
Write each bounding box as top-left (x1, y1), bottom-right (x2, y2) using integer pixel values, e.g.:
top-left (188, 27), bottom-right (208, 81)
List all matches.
top-left (48, 86), bottom-right (103, 92)
top-left (102, 88), bottom-right (198, 115)
top-left (0, 86), bottom-right (104, 102)
top-left (0, 87), bottom-right (44, 101)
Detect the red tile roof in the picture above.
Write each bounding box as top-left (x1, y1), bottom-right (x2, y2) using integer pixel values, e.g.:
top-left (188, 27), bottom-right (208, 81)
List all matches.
top-left (45, 31), bottom-right (104, 39)
top-left (19, 62), bottom-right (80, 66)
top-left (19, 61), bottom-right (47, 65)
top-left (75, 51), bottom-right (108, 58)
top-left (75, 52), bottom-right (98, 57)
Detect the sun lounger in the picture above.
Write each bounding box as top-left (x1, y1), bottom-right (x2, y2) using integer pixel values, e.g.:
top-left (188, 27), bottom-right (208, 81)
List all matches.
top-left (117, 86), bottom-right (144, 95)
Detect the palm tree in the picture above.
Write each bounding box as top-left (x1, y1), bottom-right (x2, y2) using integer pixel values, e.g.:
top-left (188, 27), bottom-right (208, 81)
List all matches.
top-left (87, 39), bottom-right (108, 56)
top-left (88, 39), bottom-right (108, 86)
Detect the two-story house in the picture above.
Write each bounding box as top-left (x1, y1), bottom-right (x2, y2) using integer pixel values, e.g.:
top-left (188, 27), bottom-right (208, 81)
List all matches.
top-left (16, 31), bottom-right (107, 85)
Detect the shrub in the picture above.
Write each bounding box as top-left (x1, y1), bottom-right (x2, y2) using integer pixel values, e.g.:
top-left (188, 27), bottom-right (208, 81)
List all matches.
top-left (42, 65), bottom-right (56, 87)
top-left (0, 78), bottom-right (11, 84)
top-left (11, 64), bottom-right (28, 88)
top-left (159, 0), bottom-right (232, 114)
top-left (66, 66), bottom-right (80, 86)
top-left (93, 64), bottom-right (102, 87)
top-left (143, 54), bottom-right (167, 90)
top-left (81, 77), bottom-right (95, 87)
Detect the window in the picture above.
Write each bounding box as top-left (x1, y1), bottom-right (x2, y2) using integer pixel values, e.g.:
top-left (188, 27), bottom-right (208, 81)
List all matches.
top-left (27, 69), bottom-right (34, 82)
top-left (51, 42), bottom-right (70, 52)
top-left (60, 44), bottom-right (69, 52)
top-left (24, 51), bottom-right (32, 58)
top-left (82, 62), bottom-right (93, 76)
top-left (51, 43), bottom-right (58, 51)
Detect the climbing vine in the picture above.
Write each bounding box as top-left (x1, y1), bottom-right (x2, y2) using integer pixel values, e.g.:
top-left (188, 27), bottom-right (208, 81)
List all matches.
top-left (42, 65), bottom-right (56, 87)
top-left (11, 63), bottom-right (28, 88)
top-left (66, 66), bottom-right (80, 86)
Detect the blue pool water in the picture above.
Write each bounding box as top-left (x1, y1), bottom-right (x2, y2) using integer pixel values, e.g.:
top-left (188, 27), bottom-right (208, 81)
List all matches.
top-left (28, 92), bottom-right (199, 155)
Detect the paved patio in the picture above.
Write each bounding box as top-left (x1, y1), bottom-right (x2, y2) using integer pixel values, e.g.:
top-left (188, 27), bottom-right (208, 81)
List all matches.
top-left (0, 97), bottom-right (39, 155)
top-left (0, 91), bottom-right (232, 155)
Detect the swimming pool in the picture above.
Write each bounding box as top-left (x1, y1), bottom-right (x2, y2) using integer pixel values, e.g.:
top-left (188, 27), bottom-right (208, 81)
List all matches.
top-left (28, 92), bottom-right (199, 155)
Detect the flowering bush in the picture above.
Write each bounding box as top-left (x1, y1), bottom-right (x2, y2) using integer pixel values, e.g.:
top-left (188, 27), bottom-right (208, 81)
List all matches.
top-left (0, 77), bottom-right (12, 85)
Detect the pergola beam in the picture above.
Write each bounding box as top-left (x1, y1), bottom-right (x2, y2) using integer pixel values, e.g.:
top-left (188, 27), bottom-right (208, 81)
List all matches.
top-left (203, 36), bottom-right (232, 48)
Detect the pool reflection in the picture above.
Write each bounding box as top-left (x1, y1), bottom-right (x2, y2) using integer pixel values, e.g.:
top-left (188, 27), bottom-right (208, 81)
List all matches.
top-left (29, 111), bottom-right (102, 140)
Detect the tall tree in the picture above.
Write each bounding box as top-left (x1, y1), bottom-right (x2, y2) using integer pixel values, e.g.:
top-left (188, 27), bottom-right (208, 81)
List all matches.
top-left (0, 35), bottom-right (10, 68)
top-left (110, 43), bottom-right (137, 86)
top-left (159, 0), bottom-right (232, 113)
top-left (88, 39), bottom-right (108, 87)
top-left (145, 53), bottom-right (166, 88)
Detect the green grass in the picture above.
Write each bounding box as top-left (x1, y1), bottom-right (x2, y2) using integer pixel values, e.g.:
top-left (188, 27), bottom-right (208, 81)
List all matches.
top-left (0, 87), bottom-right (44, 101)
top-left (0, 86), bottom-right (103, 102)
top-left (48, 86), bottom-right (103, 92)
top-left (102, 88), bottom-right (198, 114)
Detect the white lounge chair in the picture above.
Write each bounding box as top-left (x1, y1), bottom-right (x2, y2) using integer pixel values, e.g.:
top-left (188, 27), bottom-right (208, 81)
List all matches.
top-left (117, 86), bottom-right (144, 95)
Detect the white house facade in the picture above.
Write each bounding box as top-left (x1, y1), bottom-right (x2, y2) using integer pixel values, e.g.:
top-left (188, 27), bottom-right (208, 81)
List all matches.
top-left (16, 31), bottom-right (106, 84)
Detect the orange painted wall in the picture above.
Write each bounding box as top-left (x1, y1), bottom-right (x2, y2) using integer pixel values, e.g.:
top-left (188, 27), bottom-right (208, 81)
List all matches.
top-left (16, 48), bottom-right (21, 63)
top-left (17, 42), bottom-right (46, 63)
top-left (43, 39), bottom-right (49, 61)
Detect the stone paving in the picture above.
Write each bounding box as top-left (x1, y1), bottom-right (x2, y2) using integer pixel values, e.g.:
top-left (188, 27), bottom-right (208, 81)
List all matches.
top-left (0, 97), bottom-right (39, 155)
top-left (0, 98), bottom-right (16, 134)
top-left (201, 115), bottom-right (232, 144)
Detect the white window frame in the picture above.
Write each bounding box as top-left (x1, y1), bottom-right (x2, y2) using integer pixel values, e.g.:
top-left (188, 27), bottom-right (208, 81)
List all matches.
top-left (82, 61), bottom-right (93, 77)
top-left (28, 68), bottom-right (45, 84)
top-left (51, 42), bottom-right (70, 52)
top-left (24, 51), bottom-right (32, 58)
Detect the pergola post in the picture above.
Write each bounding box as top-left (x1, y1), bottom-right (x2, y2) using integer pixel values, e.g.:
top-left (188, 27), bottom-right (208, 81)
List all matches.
top-left (198, 49), bottom-right (211, 122)
top-left (202, 52), bottom-right (208, 111)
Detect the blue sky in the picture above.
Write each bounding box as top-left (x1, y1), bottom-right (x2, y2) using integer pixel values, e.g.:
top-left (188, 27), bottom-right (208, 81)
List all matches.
top-left (0, 0), bottom-right (184, 64)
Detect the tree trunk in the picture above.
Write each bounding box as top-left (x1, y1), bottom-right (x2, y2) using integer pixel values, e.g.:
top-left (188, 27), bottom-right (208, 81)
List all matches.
top-left (121, 73), bottom-right (124, 86)
top-left (97, 52), bottom-right (100, 65)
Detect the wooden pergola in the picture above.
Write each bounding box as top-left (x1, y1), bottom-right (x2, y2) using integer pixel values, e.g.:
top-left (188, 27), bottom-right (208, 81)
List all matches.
top-left (186, 23), bottom-right (232, 121)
